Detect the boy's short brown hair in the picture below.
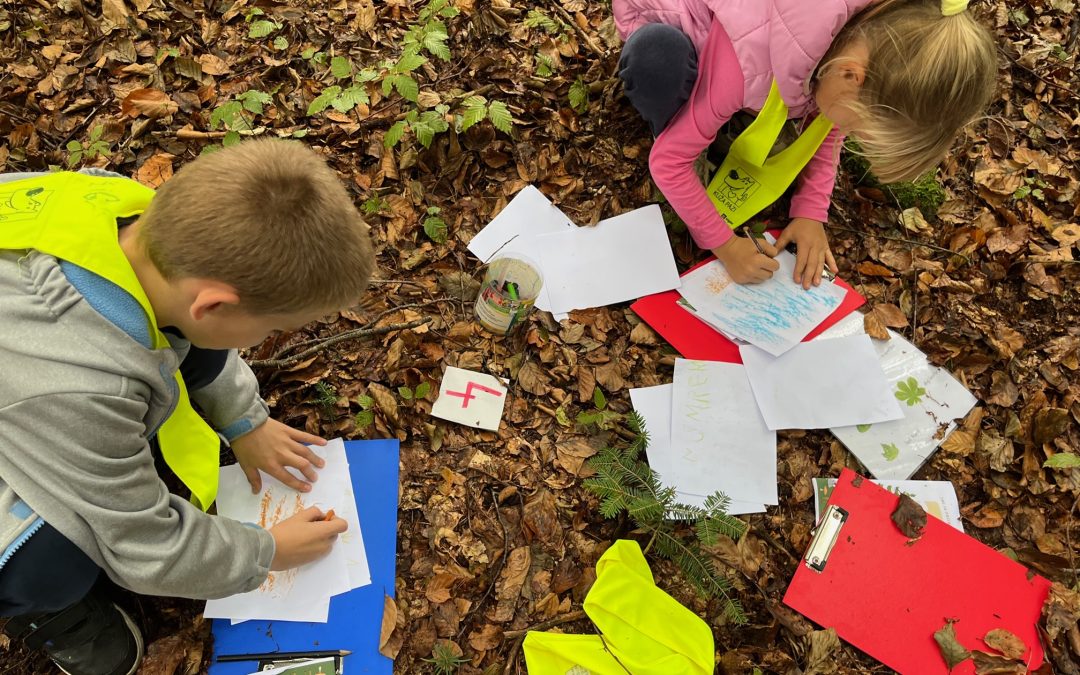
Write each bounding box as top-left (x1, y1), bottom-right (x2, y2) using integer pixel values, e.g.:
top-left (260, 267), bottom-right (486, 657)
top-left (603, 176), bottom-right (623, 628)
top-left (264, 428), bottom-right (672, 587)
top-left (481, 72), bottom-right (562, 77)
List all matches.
top-left (139, 138), bottom-right (374, 314)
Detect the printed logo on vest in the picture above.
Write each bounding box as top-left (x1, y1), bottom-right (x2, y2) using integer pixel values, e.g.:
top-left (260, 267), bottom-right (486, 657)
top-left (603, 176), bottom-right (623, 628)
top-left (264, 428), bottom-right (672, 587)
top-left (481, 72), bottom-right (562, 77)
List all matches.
top-left (0, 187), bottom-right (50, 223)
top-left (711, 168), bottom-right (760, 215)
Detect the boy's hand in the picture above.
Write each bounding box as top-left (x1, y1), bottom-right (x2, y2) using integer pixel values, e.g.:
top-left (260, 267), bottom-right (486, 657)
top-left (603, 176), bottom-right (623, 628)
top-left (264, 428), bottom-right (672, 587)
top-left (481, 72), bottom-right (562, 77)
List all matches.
top-left (712, 235), bottom-right (780, 284)
top-left (268, 506), bottom-right (348, 570)
top-left (775, 218), bottom-right (838, 289)
top-left (230, 419), bottom-right (327, 493)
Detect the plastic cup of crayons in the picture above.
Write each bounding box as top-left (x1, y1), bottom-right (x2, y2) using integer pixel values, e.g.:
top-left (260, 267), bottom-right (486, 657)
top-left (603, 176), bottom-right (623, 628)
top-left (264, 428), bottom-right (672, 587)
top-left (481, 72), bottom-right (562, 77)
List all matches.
top-left (474, 255), bottom-right (543, 335)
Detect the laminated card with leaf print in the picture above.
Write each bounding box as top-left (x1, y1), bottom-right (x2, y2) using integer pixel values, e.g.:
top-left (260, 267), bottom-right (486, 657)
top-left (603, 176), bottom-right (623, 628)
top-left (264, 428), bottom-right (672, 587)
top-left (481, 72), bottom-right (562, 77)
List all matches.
top-left (824, 316), bottom-right (978, 480)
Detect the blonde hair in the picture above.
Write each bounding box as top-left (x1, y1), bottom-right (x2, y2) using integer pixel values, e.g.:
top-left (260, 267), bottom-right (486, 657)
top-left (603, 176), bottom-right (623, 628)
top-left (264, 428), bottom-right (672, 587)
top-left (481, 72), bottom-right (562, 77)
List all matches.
top-left (139, 139), bottom-right (374, 314)
top-left (826, 0), bottom-right (998, 183)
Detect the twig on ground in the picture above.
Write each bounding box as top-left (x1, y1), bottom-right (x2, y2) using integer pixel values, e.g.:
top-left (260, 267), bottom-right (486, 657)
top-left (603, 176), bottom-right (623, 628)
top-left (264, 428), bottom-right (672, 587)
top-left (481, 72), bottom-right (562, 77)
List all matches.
top-left (503, 610), bottom-right (589, 639)
top-left (544, 0), bottom-right (606, 57)
top-left (827, 224), bottom-right (970, 263)
top-left (173, 128), bottom-right (268, 140)
top-left (247, 317), bottom-right (431, 368)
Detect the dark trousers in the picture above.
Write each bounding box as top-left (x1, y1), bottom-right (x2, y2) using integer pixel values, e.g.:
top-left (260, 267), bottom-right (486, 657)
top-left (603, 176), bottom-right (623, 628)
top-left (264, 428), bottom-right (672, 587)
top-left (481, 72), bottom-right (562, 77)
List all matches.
top-left (0, 343), bottom-right (229, 618)
top-left (618, 23), bottom-right (700, 136)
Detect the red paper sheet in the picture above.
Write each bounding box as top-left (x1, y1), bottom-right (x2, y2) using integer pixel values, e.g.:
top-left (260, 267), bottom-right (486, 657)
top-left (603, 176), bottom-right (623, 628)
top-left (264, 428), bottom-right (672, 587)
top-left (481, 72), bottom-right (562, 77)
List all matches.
top-left (784, 469), bottom-right (1051, 674)
top-left (630, 257), bottom-right (866, 363)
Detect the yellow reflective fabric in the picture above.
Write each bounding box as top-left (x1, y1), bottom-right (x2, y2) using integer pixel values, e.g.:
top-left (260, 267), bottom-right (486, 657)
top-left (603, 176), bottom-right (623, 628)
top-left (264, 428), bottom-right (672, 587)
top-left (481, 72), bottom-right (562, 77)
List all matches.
top-left (522, 540), bottom-right (714, 675)
top-left (940, 0), bottom-right (969, 15)
top-left (0, 172), bottom-right (219, 510)
top-left (706, 80), bottom-right (834, 228)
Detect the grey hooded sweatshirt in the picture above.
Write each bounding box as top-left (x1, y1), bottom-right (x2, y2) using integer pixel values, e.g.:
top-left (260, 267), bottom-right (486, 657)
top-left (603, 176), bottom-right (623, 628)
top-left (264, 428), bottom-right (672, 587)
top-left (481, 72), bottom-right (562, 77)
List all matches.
top-left (0, 170), bottom-right (274, 600)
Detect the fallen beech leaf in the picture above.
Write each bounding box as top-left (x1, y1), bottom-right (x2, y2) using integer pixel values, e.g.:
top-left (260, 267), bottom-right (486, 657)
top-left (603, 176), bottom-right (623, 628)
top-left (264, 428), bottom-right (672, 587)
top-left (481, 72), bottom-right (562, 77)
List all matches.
top-left (971, 650), bottom-right (1026, 674)
top-left (121, 88), bottom-right (178, 119)
top-left (891, 493), bottom-right (927, 540)
top-left (983, 628), bottom-right (1027, 660)
top-left (856, 261), bottom-right (895, 277)
top-left (869, 302), bottom-right (909, 329)
top-left (1032, 408), bottom-right (1069, 445)
top-left (863, 311), bottom-right (890, 340)
top-left (518, 360), bottom-right (552, 395)
top-left (934, 620), bottom-right (971, 671)
top-left (378, 594), bottom-right (403, 659)
top-left (197, 53), bottom-right (231, 75)
top-left (133, 152), bottom-right (174, 188)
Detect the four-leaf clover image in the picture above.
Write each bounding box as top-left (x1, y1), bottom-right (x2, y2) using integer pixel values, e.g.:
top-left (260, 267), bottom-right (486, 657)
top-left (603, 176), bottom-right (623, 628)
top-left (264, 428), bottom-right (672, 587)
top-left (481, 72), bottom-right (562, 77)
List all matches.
top-left (895, 377), bottom-right (926, 406)
top-left (882, 443), bottom-right (900, 461)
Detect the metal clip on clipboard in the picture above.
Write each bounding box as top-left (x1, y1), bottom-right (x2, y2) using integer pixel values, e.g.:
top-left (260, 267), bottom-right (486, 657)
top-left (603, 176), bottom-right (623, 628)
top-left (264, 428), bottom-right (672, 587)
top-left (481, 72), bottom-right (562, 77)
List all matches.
top-left (804, 505), bottom-right (848, 572)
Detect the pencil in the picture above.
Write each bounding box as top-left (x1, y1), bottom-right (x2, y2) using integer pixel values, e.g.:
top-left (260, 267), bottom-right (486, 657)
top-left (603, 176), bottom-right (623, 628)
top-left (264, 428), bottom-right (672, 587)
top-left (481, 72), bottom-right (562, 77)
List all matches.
top-left (216, 649), bottom-right (352, 662)
top-left (322, 509), bottom-right (336, 521)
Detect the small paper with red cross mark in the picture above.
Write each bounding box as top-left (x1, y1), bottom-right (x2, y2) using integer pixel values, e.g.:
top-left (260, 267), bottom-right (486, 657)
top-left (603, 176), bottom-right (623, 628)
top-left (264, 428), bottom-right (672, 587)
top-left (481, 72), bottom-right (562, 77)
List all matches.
top-left (431, 366), bottom-right (508, 431)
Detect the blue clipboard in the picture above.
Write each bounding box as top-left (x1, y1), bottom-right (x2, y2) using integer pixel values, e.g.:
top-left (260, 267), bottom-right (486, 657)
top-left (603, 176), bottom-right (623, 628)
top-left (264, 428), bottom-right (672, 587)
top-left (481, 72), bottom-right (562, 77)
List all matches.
top-left (209, 439), bottom-right (399, 674)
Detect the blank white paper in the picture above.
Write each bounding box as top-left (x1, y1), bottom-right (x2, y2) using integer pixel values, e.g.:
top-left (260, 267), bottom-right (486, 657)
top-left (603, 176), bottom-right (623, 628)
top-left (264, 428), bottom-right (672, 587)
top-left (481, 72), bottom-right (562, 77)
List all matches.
top-left (678, 255), bottom-right (845, 356)
top-left (740, 335), bottom-right (905, 430)
top-left (669, 359), bottom-right (778, 507)
top-left (532, 205), bottom-right (681, 314)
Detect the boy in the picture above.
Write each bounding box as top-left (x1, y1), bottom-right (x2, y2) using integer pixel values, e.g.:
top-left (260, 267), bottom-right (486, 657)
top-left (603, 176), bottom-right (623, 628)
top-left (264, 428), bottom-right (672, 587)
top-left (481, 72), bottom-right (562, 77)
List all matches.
top-left (0, 139), bottom-right (374, 675)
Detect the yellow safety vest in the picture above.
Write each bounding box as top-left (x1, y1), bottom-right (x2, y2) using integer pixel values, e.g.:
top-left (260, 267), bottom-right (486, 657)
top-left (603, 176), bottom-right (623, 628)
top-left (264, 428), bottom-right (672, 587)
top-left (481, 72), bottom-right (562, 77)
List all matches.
top-left (707, 80), bottom-right (834, 228)
top-left (523, 540), bottom-right (714, 675)
top-left (0, 172), bottom-right (220, 510)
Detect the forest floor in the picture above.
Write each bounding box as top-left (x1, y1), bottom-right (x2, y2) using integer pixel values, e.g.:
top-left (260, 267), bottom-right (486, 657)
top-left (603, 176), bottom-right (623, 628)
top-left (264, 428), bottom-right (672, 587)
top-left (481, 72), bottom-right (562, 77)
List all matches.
top-left (1, 0), bottom-right (1079, 673)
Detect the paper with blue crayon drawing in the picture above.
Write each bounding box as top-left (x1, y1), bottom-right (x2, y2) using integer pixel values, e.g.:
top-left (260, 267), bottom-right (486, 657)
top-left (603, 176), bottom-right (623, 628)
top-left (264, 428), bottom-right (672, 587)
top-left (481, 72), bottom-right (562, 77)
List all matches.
top-left (677, 252), bottom-right (846, 356)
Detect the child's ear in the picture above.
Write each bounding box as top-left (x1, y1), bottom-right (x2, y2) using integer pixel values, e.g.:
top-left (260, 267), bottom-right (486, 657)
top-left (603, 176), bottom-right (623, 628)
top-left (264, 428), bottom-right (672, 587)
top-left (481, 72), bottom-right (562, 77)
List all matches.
top-left (841, 60), bottom-right (866, 87)
top-left (189, 281), bottom-right (241, 321)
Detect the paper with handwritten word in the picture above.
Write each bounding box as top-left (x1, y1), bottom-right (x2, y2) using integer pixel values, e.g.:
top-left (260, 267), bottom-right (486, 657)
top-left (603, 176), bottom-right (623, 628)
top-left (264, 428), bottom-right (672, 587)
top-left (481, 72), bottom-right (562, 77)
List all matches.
top-left (204, 439), bottom-right (369, 624)
top-left (630, 383), bottom-right (765, 514)
top-left (668, 359), bottom-right (777, 508)
top-left (677, 253), bottom-right (845, 356)
top-left (740, 335), bottom-right (904, 431)
top-left (431, 367), bottom-right (508, 431)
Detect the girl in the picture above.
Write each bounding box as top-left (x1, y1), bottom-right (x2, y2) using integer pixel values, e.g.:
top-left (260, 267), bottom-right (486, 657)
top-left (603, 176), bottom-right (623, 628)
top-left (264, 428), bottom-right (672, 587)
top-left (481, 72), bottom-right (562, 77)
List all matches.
top-left (615, 0), bottom-right (997, 288)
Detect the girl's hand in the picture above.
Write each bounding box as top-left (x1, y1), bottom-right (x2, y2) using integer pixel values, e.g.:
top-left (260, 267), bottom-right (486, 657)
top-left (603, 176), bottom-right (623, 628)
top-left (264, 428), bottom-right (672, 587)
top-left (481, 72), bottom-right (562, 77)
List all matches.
top-left (775, 218), bottom-right (838, 289)
top-left (230, 419), bottom-right (327, 493)
top-left (712, 235), bottom-right (780, 284)
top-left (269, 506), bottom-right (347, 570)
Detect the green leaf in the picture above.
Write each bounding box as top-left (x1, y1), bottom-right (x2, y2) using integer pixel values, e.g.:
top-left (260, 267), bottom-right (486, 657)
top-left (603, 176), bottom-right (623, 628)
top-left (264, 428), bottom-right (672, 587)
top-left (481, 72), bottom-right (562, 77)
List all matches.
top-left (460, 96), bottom-right (487, 131)
top-left (273, 36), bottom-right (288, 50)
top-left (330, 55), bottom-right (353, 79)
top-left (523, 9), bottom-right (561, 34)
top-left (66, 150), bottom-right (82, 167)
top-left (894, 377), bottom-right (926, 406)
top-left (332, 85), bottom-right (369, 112)
top-left (210, 100), bottom-right (244, 130)
top-left (933, 620), bottom-right (971, 671)
top-left (66, 140), bottom-right (83, 152)
top-left (237, 90), bottom-right (272, 115)
top-left (486, 100), bottom-right (513, 134)
top-left (856, 424), bottom-right (873, 433)
top-left (89, 125), bottom-right (104, 141)
top-left (222, 130), bottom-right (242, 147)
top-left (356, 394), bottom-right (375, 410)
top-left (415, 381), bottom-right (431, 399)
top-left (354, 409), bottom-right (375, 428)
top-left (569, 77), bottom-right (589, 113)
top-left (1044, 453), bottom-right (1080, 469)
top-left (394, 51), bottom-right (428, 74)
top-left (356, 68), bottom-right (379, 83)
top-left (422, 30), bottom-right (451, 60)
top-left (307, 85), bottom-right (342, 115)
top-left (535, 52), bottom-right (553, 77)
top-left (882, 442), bottom-right (900, 461)
top-left (248, 19), bottom-right (278, 38)
top-left (423, 216), bottom-right (448, 243)
top-left (555, 405), bottom-right (571, 427)
top-left (592, 386), bottom-right (607, 411)
top-left (392, 74), bottom-right (419, 102)
top-left (301, 46), bottom-right (318, 60)
top-left (384, 120), bottom-right (407, 147)
top-left (398, 386), bottom-right (414, 400)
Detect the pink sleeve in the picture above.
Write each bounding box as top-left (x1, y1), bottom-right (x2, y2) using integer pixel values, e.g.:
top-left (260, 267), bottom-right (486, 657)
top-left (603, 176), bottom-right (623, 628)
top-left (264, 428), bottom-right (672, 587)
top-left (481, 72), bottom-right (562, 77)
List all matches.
top-left (788, 124), bottom-right (845, 223)
top-left (648, 19), bottom-right (744, 251)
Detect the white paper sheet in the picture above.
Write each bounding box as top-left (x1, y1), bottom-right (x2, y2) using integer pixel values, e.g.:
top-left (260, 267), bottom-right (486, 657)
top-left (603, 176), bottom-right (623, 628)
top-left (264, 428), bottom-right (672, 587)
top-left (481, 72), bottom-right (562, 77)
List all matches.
top-left (244, 657), bottom-right (337, 675)
top-left (430, 367), bottom-right (508, 431)
top-left (204, 440), bottom-right (371, 623)
top-left (829, 327), bottom-right (978, 480)
top-left (677, 255), bottom-right (845, 356)
top-left (630, 384), bottom-right (764, 514)
top-left (740, 335), bottom-right (904, 430)
top-left (812, 477), bottom-right (963, 531)
top-left (669, 359), bottom-right (778, 507)
top-left (532, 205), bottom-right (681, 314)
top-left (465, 185), bottom-right (575, 318)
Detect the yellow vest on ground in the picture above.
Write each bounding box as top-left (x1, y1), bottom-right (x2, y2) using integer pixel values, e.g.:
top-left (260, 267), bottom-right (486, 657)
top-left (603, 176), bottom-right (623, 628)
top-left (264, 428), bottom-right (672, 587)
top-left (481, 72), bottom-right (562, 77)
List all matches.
top-left (523, 539), bottom-right (714, 675)
top-left (707, 80), bottom-right (834, 228)
top-left (0, 171), bottom-right (220, 510)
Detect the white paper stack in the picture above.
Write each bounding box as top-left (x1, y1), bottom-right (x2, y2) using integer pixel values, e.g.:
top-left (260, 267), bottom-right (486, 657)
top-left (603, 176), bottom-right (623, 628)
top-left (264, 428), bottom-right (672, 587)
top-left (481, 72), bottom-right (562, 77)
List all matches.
top-left (467, 187), bottom-right (681, 319)
top-left (204, 438), bottom-right (371, 624)
top-left (812, 477), bottom-right (963, 531)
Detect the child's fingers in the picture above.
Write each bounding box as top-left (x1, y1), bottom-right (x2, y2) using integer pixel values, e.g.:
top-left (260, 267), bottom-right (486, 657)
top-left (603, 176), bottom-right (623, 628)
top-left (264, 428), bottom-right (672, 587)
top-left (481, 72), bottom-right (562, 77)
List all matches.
top-left (272, 466), bottom-right (313, 493)
top-left (293, 505), bottom-right (325, 522)
top-left (242, 465), bottom-right (263, 494)
top-left (286, 426), bottom-right (327, 446)
top-left (318, 517), bottom-right (348, 536)
top-left (758, 238), bottom-right (780, 258)
top-left (826, 249), bottom-right (838, 273)
top-left (294, 441), bottom-right (326, 469)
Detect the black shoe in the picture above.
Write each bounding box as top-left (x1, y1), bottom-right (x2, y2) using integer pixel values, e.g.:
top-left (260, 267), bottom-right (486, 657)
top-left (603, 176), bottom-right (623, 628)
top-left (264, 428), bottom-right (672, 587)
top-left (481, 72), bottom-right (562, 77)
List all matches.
top-left (3, 585), bottom-right (144, 675)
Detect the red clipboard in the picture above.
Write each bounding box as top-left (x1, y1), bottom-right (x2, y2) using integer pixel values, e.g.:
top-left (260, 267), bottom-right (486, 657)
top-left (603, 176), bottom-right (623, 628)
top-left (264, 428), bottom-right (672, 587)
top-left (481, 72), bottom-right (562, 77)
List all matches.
top-left (630, 255), bottom-right (865, 363)
top-left (784, 469), bottom-right (1051, 674)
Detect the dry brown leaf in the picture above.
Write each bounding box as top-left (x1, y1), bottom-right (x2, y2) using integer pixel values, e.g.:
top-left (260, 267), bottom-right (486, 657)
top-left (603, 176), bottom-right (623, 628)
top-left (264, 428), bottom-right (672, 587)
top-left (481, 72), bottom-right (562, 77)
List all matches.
top-left (425, 572), bottom-right (458, 604)
top-left (863, 310), bottom-right (890, 340)
top-left (805, 628), bottom-right (841, 675)
top-left (899, 207), bottom-right (931, 233)
top-left (594, 361), bottom-right (625, 391)
top-left (138, 634), bottom-right (192, 675)
top-left (576, 366), bottom-right (596, 403)
top-left (629, 321), bottom-right (658, 345)
top-left (869, 303), bottom-right (909, 329)
top-left (983, 629), bottom-right (1027, 660)
top-left (891, 493), bottom-right (927, 540)
top-left (986, 371), bottom-right (1019, 407)
top-left (522, 488), bottom-right (560, 544)
top-left (971, 651), bottom-right (1026, 674)
top-left (518, 360), bottom-right (552, 395)
top-left (1032, 408), bottom-right (1070, 445)
top-left (367, 382), bottom-right (400, 427)
top-left (197, 54), bottom-right (231, 76)
top-left (121, 88), bottom-right (178, 119)
top-left (378, 594), bottom-right (403, 659)
top-left (102, 0), bottom-right (130, 26)
top-left (467, 624), bottom-right (503, 652)
top-left (493, 546), bottom-right (531, 622)
top-left (134, 152), bottom-right (174, 188)
top-left (856, 261), bottom-right (895, 277)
